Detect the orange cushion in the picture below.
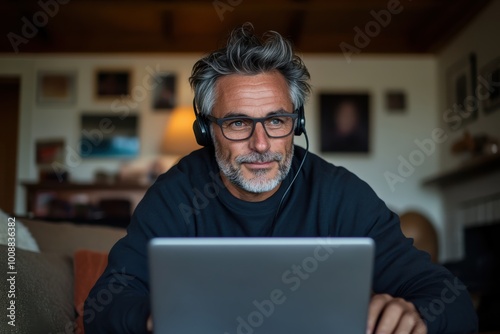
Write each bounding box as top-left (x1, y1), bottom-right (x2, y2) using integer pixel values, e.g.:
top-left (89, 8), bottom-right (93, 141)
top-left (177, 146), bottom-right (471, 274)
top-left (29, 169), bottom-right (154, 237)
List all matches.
top-left (74, 250), bottom-right (108, 334)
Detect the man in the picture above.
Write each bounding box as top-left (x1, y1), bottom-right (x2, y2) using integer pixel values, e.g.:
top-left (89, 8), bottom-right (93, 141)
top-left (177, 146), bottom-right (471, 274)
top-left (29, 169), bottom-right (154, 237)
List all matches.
top-left (85, 24), bottom-right (477, 333)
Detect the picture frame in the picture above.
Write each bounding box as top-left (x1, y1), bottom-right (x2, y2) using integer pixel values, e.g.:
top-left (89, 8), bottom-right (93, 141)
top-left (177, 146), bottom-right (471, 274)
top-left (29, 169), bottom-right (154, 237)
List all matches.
top-left (80, 113), bottom-right (140, 159)
top-left (478, 56), bottom-right (500, 113)
top-left (36, 71), bottom-right (76, 106)
top-left (95, 69), bottom-right (131, 99)
top-left (319, 92), bottom-right (370, 153)
top-left (385, 90), bottom-right (406, 112)
top-left (445, 53), bottom-right (478, 129)
top-left (35, 139), bottom-right (65, 165)
top-left (152, 73), bottom-right (177, 110)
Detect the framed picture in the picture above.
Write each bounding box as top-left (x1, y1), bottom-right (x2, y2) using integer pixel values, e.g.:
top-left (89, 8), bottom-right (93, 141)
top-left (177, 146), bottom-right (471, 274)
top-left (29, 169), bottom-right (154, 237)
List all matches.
top-left (385, 90), bottom-right (406, 112)
top-left (35, 139), bottom-right (65, 165)
top-left (319, 93), bottom-right (370, 153)
top-left (95, 69), bottom-right (131, 99)
top-left (37, 71), bottom-right (76, 105)
top-left (479, 56), bottom-right (500, 113)
top-left (80, 113), bottom-right (139, 158)
top-left (152, 73), bottom-right (176, 110)
top-left (446, 53), bottom-right (478, 129)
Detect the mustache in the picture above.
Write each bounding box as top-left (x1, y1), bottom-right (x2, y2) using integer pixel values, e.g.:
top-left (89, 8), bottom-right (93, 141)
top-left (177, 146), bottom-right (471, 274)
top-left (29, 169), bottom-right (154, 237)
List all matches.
top-left (235, 151), bottom-right (283, 164)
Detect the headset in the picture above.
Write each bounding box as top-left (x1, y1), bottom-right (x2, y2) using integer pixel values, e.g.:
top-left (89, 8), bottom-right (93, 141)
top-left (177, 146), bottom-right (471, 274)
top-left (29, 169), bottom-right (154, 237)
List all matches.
top-left (192, 99), bottom-right (306, 147)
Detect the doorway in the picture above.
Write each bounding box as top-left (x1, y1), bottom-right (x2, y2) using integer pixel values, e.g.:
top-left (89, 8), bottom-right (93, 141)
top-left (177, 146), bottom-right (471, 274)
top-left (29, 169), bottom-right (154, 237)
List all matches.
top-left (0, 77), bottom-right (21, 214)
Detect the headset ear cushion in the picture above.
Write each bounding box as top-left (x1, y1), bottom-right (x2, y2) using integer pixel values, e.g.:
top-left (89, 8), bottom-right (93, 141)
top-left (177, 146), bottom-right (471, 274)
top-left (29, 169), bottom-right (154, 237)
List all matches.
top-left (294, 105), bottom-right (305, 136)
top-left (193, 119), bottom-right (204, 146)
top-left (193, 116), bottom-right (212, 147)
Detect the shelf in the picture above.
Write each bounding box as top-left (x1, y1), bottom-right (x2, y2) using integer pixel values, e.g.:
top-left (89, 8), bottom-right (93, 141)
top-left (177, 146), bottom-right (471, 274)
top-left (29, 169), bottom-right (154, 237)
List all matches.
top-left (422, 154), bottom-right (500, 187)
top-left (20, 181), bottom-right (150, 226)
top-left (21, 181), bottom-right (150, 191)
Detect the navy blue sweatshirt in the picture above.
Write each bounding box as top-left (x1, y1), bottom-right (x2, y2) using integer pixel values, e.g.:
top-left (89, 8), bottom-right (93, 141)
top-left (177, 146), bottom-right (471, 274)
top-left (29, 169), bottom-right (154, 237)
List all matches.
top-left (85, 146), bottom-right (478, 333)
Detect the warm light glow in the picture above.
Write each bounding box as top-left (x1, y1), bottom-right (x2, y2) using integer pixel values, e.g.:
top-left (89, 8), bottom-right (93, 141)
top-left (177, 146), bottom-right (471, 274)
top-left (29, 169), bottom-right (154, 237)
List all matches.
top-left (162, 106), bottom-right (201, 155)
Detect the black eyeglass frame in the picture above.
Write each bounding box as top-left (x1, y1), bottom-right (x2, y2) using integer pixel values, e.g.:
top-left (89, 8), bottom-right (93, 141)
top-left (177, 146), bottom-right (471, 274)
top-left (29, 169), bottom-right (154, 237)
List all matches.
top-left (206, 113), bottom-right (299, 141)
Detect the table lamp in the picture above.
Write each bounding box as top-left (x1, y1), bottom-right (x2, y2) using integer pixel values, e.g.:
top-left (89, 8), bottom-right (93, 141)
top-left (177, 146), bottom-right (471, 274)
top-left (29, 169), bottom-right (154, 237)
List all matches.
top-left (161, 106), bottom-right (201, 156)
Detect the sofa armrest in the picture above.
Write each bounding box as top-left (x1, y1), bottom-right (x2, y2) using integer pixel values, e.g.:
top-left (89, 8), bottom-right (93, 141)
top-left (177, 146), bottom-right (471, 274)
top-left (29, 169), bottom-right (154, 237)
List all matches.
top-left (0, 245), bottom-right (74, 334)
top-left (21, 219), bottom-right (127, 257)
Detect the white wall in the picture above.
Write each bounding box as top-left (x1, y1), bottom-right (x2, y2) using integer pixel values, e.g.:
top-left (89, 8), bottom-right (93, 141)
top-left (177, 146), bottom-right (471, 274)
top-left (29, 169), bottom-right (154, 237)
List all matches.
top-left (0, 53), bottom-right (443, 251)
top-left (437, 0), bottom-right (500, 170)
top-left (301, 55), bottom-right (443, 254)
top-left (435, 1), bottom-right (500, 261)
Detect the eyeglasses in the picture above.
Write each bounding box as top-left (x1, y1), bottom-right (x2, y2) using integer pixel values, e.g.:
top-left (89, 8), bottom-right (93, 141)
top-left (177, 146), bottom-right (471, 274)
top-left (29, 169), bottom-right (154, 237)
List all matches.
top-left (207, 113), bottom-right (299, 141)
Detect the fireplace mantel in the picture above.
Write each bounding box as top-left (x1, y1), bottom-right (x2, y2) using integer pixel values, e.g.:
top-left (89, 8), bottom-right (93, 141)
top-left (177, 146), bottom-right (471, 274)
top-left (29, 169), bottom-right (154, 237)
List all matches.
top-left (423, 154), bottom-right (500, 262)
top-left (422, 154), bottom-right (500, 187)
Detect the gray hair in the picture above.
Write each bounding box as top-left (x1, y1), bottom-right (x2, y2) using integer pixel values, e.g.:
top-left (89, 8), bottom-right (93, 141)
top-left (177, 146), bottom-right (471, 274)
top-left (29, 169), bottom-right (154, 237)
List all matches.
top-left (189, 23), bottom-right (311, 116)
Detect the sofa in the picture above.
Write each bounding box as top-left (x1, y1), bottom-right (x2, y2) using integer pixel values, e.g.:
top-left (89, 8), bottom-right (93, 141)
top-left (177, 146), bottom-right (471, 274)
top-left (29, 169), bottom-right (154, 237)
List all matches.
top-left (0, 216), bottom-right (126, 334)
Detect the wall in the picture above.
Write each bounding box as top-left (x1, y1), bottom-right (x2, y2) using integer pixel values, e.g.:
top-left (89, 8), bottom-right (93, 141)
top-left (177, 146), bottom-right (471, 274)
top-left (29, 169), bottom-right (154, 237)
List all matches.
top-left (302, 55), bottom-right (443, 258)
top-left (0, 53), bottom-right (443, 254)
top-left (0, 54), bottom-right (202, 217)
top-left (437, 0), bottom-right (500, 170)
top-left (436, 0), bottom-right (500, 261)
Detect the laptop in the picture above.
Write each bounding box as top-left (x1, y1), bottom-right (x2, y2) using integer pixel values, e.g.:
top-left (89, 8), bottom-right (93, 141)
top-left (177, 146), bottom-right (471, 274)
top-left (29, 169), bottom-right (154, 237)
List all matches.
top-left (148, 237), bottom-right (374, 334)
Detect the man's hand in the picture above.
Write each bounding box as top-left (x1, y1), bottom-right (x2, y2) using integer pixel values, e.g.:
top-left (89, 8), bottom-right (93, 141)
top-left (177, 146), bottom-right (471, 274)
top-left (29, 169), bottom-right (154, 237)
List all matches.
top-left (147, 315), bottom-right (153, 333)
top-left (367, 294), bottom-right (427, 334)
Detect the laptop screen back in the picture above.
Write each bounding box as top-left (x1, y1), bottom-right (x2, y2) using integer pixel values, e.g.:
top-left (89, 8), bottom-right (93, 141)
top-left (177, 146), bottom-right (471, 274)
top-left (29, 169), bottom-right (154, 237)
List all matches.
top-left (148, 237), bottom-right (374, 334)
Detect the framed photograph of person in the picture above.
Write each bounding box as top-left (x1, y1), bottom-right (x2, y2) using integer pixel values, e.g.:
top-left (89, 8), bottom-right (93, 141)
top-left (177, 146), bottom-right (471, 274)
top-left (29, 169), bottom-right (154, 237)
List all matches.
top-left (319, 92), bottom-right (370, 153)
top-left (478, 56), bottom-right (500, 114)
top-left (152, 73), bottom-right (177, 110)
top-left (445, 53), bottom-right (478, 130)
top-left (36, 71), bottom-right (77, 106)
top-left (95, 69), bottom-right (131, 99)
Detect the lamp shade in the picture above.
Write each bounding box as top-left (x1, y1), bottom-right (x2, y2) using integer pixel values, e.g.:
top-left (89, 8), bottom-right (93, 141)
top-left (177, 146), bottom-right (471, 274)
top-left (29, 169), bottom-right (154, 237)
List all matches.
top-left (162, 106), bottom-right (201, 155)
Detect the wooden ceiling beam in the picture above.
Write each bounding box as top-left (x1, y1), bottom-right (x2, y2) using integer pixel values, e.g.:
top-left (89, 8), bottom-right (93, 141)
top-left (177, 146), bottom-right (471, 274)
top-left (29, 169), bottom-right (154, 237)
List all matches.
top-left (57, 0), bottom-right (439, 12)
top-left (409, 0), bottom-right (491, 52)
top-left (0, 0), bottom-right (492, 54)
top-left (286, 0), bottom-right (308, 47)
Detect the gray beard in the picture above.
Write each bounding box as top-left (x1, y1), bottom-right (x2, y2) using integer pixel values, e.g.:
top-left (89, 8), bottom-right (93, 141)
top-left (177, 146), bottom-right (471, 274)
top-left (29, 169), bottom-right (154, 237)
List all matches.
top-left (214, 142), bottom-right (294, 194)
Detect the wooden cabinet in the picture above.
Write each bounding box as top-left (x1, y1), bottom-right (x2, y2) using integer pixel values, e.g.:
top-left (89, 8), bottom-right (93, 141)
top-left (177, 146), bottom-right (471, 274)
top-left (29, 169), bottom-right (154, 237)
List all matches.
top-left (21, 181), bottom-right (150, 226)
